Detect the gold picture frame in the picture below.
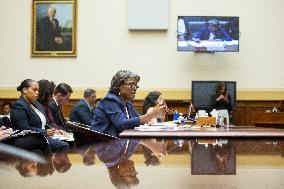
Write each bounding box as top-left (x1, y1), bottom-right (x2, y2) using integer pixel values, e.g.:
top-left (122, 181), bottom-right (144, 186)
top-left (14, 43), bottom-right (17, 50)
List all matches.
top-left (31, 0), bottom-right (77, 57)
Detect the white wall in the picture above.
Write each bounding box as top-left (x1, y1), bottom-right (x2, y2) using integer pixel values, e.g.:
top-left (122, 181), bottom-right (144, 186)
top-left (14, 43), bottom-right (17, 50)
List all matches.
top-left (0, 0), bottom-right (283, 90)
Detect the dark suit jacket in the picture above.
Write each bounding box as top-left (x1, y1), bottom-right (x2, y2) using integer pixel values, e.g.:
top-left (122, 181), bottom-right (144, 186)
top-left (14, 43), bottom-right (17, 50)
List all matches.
top-left (193, 26), bottom-right (233, 41)
top-left (91, 92), bottom-right (140, 137)
top-left (47, 99), bottom-right (68, 131)
top-left (10, 96), bottom-right (50, 137)
top-left (37, 16), bottom-right (63, 51)
top-left (211, 94), bottom-right (232, 111)
top-left (70, 99), bottom-right (94, 125)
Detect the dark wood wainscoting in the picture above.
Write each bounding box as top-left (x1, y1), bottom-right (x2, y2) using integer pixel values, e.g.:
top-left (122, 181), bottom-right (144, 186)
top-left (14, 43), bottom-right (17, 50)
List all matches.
top-left (1, 99), bottom-right (283, 127)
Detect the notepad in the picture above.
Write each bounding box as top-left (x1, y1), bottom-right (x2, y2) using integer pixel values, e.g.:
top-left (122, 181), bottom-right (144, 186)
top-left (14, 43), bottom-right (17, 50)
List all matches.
top-left (52, 133), bottom-right (74, 141)
top-left (135, 122), bottom-right (177, 131)
top-left (149, 122), bottom-right (177, 127)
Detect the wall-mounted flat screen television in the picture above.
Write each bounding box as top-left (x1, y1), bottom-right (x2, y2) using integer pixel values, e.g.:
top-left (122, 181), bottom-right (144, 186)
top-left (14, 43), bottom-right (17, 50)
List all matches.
top-left (177, 16), bottom-right (239, 52)
top-left (191, 80), bottom-right (237, 112)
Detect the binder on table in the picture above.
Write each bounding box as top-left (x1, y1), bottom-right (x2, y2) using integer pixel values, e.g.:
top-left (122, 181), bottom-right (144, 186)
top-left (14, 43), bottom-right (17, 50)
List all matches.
top-left (66, 121), bottom-right (118, 140)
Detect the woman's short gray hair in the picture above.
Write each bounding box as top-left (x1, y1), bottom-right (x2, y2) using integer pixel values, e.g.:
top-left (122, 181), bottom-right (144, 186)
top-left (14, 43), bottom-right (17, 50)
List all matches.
top-left (109, 70), bottom-right (140, 94)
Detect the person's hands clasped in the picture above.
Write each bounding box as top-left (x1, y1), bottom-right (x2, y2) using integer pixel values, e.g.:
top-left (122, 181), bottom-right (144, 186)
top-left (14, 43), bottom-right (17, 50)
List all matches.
top-left (217, 95), bottom-right (225, 101)
top-left (55, 37), bottom-right (63, 44)
top-left (217, 95), bottom-right (229, 102)
top-left (47, 128), bottom-right (66, 137)
top-left (47, 128), bottom-right (56, 136)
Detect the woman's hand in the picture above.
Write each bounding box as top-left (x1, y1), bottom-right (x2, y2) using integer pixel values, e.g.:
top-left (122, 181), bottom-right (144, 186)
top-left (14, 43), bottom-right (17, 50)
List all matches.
top-left (140, 103), bottom-right (166, 125)
top-left (150, 103), bottom-right (166, 118)
top-left (55, 130), bottom-right (66, 135)
top-left (47, 128), bottom-right (56, 137)
top-left (0, 126), bottom-right (13, 140)
top-left (217, 95), bottom-right (225, 101)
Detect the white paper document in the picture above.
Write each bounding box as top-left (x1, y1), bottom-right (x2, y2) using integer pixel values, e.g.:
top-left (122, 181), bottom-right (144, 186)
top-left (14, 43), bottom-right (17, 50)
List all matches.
top-left (52, 132), bottom-right (74, 141)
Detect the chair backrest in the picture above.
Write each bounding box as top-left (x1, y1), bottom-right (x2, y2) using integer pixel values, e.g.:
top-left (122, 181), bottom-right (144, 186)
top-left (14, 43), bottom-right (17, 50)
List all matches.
top-left (1, 116), bottom-right (12, 128)
top-left (0, 117), bottom-right (4, 126)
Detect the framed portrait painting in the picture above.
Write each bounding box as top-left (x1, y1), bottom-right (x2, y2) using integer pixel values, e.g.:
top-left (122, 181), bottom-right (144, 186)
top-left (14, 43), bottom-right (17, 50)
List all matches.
top-left (32, 0), bottom-right (77, 57)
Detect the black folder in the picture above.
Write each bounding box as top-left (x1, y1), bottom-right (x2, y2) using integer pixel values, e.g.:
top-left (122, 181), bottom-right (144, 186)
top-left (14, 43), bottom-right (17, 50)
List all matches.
top-left (66, 121), bottom-right (118, 141)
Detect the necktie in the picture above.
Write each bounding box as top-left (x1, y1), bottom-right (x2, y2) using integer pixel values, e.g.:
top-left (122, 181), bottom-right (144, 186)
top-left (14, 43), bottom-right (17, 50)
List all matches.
top-left (57, 106), bottom-right (66, 130)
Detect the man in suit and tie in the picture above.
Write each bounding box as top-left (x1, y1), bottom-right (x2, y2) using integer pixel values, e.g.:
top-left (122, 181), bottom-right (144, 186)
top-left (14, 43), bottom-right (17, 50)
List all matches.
top-left (37, 6), bottom-right (64, 51)
top-left (47, 83), bottom-right (73, 132)
top-left (70, 89), bottom-right (96, 125)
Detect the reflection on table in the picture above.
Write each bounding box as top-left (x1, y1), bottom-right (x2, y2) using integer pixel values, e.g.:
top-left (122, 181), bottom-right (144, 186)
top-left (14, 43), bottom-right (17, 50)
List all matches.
top-left (1, 138), bottom-right (284, 189)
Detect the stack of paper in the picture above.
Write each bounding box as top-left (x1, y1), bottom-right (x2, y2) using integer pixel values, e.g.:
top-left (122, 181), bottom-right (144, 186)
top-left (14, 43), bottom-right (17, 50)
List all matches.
top-left (52, 132), bottom-right (74, 141)
top-left (135, 122), bottom-right (177, 131)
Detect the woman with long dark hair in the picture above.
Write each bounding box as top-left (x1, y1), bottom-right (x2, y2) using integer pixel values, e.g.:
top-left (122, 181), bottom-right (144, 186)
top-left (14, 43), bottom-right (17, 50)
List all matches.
top-left (38, 79), bottom-right (56, 107)
top-left (142, 91), bottom-right (165, 124)
top-left (212, 82), bottom-right (232, 124)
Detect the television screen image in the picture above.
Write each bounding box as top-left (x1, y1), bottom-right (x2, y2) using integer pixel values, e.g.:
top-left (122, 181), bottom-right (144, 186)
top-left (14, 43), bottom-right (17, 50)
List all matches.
top-left (191, 81), bottom-right (236, 112)
top-left (177, 16), bottom-right (239, 52)
top-left (191, 141), bottom-right (236, 175)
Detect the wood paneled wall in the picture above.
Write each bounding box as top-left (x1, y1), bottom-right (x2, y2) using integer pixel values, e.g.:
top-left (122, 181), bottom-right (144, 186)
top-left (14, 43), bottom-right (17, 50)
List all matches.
top-left (1, 98), bottom-right (283, 127)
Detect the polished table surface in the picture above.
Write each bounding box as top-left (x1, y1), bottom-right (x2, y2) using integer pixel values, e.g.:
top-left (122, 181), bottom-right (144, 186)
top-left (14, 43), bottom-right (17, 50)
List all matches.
top-left (1, 138), bottom-right (284, 189)
top-left (120, 125), bottom-right (284, 138)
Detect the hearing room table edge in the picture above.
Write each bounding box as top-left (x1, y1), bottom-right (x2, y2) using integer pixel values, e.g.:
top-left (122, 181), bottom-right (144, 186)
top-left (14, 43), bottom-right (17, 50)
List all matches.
top-left (119, 126), bottom-right (284, 138)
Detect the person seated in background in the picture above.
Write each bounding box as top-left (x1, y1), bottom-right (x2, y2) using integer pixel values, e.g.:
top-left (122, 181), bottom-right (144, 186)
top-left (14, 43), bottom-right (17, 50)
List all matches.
top-left (142, 91), bottom-right (166, 125)
top-left (91, 70), bottom-right (166, 137)
top-left (211, 82), bottom-right (232, 125)
top-left (70, 88), bottom-right (96, 125)
top-left (37, 79), bottom-right (56, 112)
top-left (2, 102), bottom-right (12, 118)
top-left (38, 79), bottom-right (73, 140)
top-left (192, 19), bottom-right (232, 41)
top-left (177, 16), bottom-right (187, 40)
top-left (0, 102), bottom-right (13, 127)
top-left (47, 83), bottom-right (73, 132)
top-left (10, 79), bottom-right (69, 153)
top-left (188, 100), bottom-right (196, 119)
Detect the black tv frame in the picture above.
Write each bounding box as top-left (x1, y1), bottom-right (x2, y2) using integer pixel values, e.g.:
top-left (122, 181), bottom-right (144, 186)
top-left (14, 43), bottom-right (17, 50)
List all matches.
top-left (191, 80), bottom-right (237, 112)
top-left (177, 16), bottom-right (240, 52)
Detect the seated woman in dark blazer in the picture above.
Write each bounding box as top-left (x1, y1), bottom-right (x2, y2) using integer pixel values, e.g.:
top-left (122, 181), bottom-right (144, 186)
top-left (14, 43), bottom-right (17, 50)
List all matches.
top-left (10, 79), bottom-right (69, 153)
top-left (91, 70), bottom-right (166, 137)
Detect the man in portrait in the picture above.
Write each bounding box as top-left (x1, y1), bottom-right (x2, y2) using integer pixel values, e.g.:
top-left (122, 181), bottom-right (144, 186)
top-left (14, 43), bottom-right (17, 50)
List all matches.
top-left (37, 6), bottom-right (64, 51)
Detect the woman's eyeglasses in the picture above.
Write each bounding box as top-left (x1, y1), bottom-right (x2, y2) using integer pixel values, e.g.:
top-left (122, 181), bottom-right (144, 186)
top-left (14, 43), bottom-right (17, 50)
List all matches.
top-left (124, 83), bottom-right (139, 89)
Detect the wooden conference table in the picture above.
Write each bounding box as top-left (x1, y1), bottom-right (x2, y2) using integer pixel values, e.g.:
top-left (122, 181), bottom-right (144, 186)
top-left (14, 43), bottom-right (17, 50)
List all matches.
top-left (119, 125), bottom-right (284, 138)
